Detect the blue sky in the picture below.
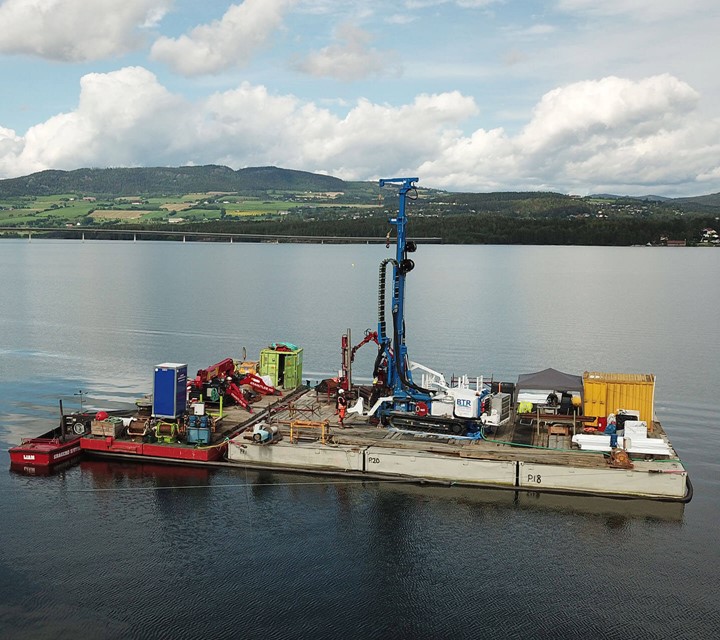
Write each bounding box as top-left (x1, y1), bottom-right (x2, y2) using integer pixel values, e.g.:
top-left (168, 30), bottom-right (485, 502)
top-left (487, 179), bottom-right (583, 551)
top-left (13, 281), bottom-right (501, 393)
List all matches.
top-left (0, 0), bottom-right (719, 196)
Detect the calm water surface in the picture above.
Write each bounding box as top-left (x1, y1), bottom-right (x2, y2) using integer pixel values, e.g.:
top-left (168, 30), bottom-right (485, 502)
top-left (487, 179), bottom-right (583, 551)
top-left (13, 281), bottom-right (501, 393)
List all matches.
top-left (1, 240), bottom-right (719, 639)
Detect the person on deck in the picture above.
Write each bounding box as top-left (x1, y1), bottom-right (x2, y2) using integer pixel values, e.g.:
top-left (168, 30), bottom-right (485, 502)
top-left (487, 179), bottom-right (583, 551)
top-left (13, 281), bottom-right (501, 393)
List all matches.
top-left (336, 389), bottom-right (348, 428)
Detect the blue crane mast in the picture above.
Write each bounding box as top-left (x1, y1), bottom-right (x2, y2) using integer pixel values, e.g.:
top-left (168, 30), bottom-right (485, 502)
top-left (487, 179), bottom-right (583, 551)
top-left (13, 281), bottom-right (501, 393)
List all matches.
top-left (348, 176), bottom-right (498, 437)
top-left (376, 177), bottom-right (431, 412)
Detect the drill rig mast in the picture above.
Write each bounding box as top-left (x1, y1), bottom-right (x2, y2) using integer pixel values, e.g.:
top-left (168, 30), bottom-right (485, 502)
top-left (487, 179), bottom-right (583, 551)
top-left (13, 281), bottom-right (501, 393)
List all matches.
top-left (354, 178), bottom-right (502, 436)
top-left (376, 178), bottom-right (430, 409)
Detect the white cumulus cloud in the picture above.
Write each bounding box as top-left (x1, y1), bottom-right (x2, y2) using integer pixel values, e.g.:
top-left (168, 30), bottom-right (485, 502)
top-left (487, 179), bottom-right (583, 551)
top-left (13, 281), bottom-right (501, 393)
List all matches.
top-left (6, 67), bottom-right (191, 175)
top-left (518, 75), bottom-right (699, 153)
top-left (405, 1), bottom-right (499, 8)
top-left (419, 74), bottom-right (720, 194)
top-left (0, 0), bottom-right (172, 62)
top-left (150, 0), bottom-right (293, 76)
top-left (1, 69), bottom-right (719, 197)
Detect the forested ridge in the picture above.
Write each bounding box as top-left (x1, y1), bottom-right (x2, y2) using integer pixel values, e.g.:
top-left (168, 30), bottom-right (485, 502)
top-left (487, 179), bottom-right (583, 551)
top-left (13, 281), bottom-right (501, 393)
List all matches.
top-left (0, 165), bottom-right (347, 197)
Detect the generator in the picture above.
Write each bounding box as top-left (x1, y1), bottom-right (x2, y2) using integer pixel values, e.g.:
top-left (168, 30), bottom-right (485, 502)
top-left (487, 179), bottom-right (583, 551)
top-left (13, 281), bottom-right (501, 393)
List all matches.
top-left (187, 414), bottom-right (212, 445)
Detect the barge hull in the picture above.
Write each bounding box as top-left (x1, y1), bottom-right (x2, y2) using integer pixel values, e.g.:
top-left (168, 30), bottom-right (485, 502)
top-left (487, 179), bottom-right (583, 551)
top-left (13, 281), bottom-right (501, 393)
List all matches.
top-left (224, 433), bottom-right (690, 502)
top-left (518, 460), bottom-right (688, 500)
top-left (77, 435), bottom-right (691, 502)
top-left (9, 437), bottom-right (83, 467)
top-left (80, 436), bottom-right (226, 462)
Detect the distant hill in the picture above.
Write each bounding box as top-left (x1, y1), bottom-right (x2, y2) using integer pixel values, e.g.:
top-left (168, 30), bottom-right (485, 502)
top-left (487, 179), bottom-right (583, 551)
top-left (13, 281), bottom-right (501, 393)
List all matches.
top-left (0, 165), bottom-right (348, 197)
top-left (590, 193), bottom-right (674, 202)
top-left (673, 193), bottom-right (720, 207)
top-left (2, 164), bottom-right (719, 217)
top-left (589, 192), bottom-right (720, 205)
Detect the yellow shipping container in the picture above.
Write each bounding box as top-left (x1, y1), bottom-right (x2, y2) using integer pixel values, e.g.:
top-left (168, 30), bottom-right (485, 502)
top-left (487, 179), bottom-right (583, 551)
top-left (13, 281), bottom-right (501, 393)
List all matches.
top-left (582, 372), bottom-right (656, 428)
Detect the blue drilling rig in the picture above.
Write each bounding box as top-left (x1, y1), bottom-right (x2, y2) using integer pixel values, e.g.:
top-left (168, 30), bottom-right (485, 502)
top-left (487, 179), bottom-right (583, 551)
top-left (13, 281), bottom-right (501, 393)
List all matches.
top-left (347, 177), bottom-right (503, 437)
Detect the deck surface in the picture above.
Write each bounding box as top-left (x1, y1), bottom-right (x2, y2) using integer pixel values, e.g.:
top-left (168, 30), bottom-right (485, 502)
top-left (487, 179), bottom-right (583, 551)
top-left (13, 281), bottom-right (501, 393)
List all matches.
top-left (11, 436), bottom-right (81, 453)
top-left (254, 389), bottom-right (678, 472)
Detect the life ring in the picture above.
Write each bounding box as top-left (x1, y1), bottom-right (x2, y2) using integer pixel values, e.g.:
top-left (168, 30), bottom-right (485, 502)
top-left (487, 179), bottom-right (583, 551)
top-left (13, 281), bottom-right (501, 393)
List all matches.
top-left (415, 402), bottom-right (428, 417)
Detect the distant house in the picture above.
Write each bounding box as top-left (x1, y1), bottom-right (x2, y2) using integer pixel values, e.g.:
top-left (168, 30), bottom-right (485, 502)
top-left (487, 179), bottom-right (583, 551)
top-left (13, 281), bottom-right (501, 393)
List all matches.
top-left (700, 228), bottom-right (719, 245)
top-left (82, 196), bottom-right (96, 202)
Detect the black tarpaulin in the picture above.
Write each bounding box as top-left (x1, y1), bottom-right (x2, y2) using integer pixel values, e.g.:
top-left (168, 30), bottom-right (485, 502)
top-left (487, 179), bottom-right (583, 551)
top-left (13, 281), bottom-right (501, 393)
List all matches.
top-left (516, 368), bottom-right (583, 393)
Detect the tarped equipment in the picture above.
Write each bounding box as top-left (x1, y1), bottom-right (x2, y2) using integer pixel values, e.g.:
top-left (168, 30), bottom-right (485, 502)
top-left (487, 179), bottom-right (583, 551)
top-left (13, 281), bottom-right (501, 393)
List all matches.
top-left (270, 342), bottom-right (299, 352)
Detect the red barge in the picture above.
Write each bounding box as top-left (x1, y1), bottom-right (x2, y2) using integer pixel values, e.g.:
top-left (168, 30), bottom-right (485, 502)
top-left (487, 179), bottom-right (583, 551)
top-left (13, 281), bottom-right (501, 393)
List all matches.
top-left (79, 434), bottom-right (229, 462)
top-left (9, 408), bottom-right (90, 468)
top-left (10, 352), bottom-right (298, 469)
top-left (75, 356), bottom-right (295, 464)
top-left (9, 436), bottom-right (84, 467)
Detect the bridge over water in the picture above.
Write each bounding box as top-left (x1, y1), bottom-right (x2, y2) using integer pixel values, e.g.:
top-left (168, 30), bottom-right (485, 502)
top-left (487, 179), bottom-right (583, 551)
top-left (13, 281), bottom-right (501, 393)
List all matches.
top-left (0, 226), bottom-right (442, 244)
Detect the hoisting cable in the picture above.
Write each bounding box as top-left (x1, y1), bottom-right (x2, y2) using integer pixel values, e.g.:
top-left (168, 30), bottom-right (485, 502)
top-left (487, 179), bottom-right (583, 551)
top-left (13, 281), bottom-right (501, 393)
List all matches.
top-left (377, 258), bottom-right (396, 344)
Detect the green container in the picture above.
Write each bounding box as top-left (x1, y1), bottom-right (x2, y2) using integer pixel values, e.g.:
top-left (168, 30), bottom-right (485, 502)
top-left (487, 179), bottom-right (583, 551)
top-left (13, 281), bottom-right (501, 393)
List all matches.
top-left (259, 346), bottom-right (303, 390)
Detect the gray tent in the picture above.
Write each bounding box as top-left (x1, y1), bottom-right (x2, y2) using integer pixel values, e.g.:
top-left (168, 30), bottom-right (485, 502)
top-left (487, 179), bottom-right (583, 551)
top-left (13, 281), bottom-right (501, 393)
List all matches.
top-left (516, 368), bottom-right (583, 397)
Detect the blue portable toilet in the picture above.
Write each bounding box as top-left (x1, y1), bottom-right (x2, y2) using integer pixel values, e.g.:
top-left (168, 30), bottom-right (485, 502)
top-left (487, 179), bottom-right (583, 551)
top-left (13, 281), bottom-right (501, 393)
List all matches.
top-left (152, 363), bottom-right (188, 418)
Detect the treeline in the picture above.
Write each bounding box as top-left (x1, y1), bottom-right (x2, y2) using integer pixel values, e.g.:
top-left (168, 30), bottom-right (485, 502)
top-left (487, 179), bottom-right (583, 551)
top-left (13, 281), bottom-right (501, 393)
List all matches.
top-left (424, 214), bottom-right (710, 245)
top-left (110, 213), bottom-right (717, 245)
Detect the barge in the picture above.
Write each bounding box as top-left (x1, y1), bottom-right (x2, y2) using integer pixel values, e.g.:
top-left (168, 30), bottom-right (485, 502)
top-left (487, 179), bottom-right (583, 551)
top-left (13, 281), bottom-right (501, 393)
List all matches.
top-left (224, 387), bottom-right (690, 502)
top-left (8, 177), bottom-right (691, 502)
top-left (9, 406), bottom-right (90, 469)
top-left (8, 349), bottom-right (691, 502)
top-left (57, 376), bottom-right (689, 502)
top-left (9, 435), bottom-right (83, 468)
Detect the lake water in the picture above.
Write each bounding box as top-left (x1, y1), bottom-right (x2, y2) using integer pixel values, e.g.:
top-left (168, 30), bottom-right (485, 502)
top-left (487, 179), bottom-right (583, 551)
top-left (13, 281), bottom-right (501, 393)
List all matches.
top-left (1, 240), bottom-right (719, 639)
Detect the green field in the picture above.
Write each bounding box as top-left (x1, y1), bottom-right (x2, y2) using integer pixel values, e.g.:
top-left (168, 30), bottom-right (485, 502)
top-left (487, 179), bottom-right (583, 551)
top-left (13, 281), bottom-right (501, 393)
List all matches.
top-left (0, 194), bottom-right (98, 225)
top-left (0, 182), bottom-right (389, 228)
top-left (0, 192), bottom-right (316, 226)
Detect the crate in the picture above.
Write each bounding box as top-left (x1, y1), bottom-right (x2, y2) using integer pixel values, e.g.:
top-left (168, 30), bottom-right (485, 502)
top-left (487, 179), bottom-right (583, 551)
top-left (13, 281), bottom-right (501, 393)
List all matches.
top-left (237, 361), bottom-right (258, 375)
top-left (548, 424), bottom-right (570, 436)
top-left (91, 420), bottom-right (125, 437)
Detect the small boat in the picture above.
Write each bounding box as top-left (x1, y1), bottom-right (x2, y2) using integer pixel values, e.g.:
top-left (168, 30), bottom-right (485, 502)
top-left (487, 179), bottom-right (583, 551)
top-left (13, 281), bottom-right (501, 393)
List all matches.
top-left (8, 402), bottom-right (89, 468)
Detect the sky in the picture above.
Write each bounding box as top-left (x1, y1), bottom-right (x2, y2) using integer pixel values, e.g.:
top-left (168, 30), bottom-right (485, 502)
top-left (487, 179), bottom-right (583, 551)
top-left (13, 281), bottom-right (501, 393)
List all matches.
top-left (0, 0), bottom-right (719, 196)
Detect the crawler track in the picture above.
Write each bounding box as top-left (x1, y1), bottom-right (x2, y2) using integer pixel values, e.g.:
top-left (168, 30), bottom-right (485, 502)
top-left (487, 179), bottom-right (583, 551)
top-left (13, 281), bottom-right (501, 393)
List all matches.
top-left (384, 411), bottom-right (481, 436)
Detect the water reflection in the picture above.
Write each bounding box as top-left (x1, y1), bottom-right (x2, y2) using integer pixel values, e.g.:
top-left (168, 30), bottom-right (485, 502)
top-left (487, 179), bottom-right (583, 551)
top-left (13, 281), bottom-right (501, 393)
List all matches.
top-left (71, 459), bottom-right (686, 526)
top-left (9, 458), bottom-right (79, 477)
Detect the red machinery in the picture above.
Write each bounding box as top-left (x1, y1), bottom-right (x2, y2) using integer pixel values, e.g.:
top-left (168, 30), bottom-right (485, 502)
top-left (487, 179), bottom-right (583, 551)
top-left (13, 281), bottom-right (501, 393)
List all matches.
top-left (340, 329), bottom-right (383, 391)
top-left (237, 373), bottom-right (280, 396)
top-left (191, 357), bottom-right (235, 389)
top-left (225, 381), bottom-right (251, 411)
top-left (189, 358), bottom-right (281, 412)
